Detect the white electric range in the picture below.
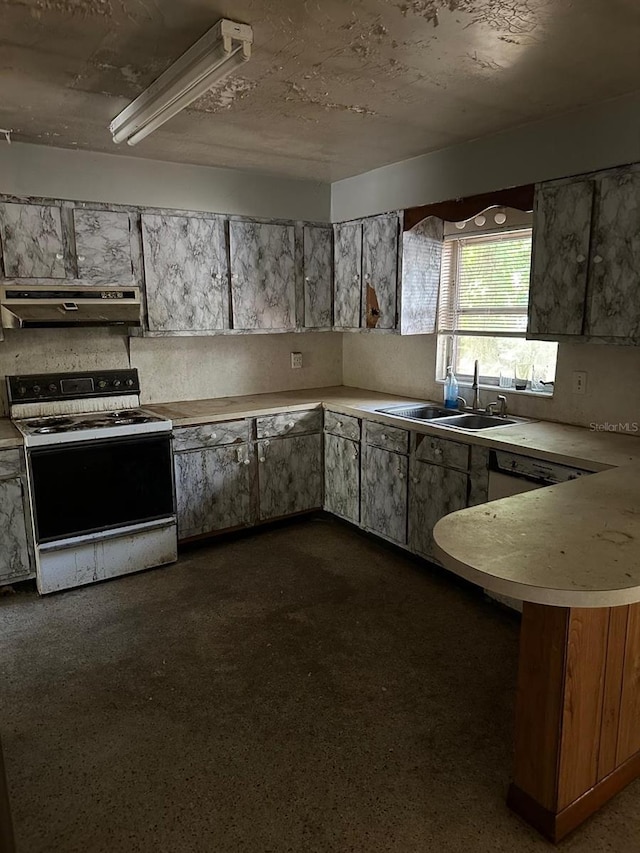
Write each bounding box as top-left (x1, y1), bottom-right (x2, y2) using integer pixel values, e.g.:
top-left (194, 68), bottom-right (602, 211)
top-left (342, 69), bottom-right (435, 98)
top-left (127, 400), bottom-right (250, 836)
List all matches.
top-left (8, 369), bottom-right (177, 594)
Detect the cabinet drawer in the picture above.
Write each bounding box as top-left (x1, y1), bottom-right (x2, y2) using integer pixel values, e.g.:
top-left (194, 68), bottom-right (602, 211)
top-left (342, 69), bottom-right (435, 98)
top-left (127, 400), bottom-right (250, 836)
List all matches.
top-left (173, 420), bottom-right (249, 451)
top-left (0, 449), bottom-right (22, 479)
top-left (365, 420), bottom-right (409, 454)
top-left (256, 409), bottom-right (322, 438)
top-left (415, 434), bottom-right (469, 470)
top-left (324, 410), bottom-right (360, 441)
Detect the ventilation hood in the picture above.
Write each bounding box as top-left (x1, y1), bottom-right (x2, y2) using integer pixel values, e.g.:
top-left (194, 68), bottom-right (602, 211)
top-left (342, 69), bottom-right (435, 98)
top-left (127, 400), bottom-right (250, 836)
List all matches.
top-left (0, 285), bottom-right (142, 329)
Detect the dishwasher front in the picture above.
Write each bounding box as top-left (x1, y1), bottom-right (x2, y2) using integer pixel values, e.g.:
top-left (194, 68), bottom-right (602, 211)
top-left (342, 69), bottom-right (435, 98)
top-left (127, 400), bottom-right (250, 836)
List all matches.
top-left (485, 450), bottom-right (592, 611)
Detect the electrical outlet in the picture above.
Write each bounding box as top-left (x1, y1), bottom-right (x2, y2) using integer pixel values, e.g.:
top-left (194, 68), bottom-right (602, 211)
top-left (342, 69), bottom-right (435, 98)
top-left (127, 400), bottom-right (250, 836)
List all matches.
top-left (290, 351), bottom-right (303, 369)
top-left (572, 371), bottom-right (587, 395)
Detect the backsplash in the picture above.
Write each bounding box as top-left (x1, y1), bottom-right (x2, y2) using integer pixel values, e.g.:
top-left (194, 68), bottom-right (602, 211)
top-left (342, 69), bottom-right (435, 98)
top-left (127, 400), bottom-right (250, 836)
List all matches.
top-left (0, 329), bottom-right (343, 416)
top-left (342, 333), bottom-right (640, 434)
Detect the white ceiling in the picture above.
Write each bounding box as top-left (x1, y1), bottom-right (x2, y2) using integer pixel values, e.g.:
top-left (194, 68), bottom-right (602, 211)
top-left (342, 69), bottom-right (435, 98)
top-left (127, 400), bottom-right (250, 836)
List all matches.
top-left (1, 0), bottom-right (639, 181)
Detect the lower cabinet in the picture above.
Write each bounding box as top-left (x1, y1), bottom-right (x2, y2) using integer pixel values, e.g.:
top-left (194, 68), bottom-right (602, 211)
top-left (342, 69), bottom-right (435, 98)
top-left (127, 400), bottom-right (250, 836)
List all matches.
top-left (362, 444), bottom-right (408, 545)
top-left (0, 451), bottom-right (33, 585)
top-left (324, 432), bottom-right (360, 523)
top-left (258, 434), bottom-right (323, 520)
top-left (408, 459), bottom-right (468, 561)
top-left (174, 443), bottom-right (252, 540)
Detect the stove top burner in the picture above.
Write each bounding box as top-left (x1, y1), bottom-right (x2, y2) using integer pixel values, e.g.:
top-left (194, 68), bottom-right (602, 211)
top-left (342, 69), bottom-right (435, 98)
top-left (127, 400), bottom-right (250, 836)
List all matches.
top-left (27, 417), bottom-right (74, 429)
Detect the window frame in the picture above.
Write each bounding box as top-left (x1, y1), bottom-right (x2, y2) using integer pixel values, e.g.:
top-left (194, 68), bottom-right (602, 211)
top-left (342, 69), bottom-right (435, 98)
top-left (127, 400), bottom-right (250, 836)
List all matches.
top-left (436, 225), bottom-right (556, 394)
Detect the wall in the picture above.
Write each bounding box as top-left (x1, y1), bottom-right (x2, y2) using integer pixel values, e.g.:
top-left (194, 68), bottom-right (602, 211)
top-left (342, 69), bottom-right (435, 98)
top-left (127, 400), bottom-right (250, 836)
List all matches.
top-left (0, 143), bottom-right (338, 415)
top-left (0, 329), bottom-right (343, 416)
top-left (0, 142), bottom-right (331, 222)
top-left (343, 334), bottom-right (640, 432)
top-left (335, 91), bottom-right (640, 432)
top-left (331, 91), bottom-right (640, 221)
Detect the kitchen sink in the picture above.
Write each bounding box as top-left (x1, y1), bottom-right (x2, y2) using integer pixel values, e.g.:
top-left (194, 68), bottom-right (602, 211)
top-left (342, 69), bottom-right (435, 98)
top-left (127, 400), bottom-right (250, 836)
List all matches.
top-left (433, 413), bottom-right (517, 430)
top-left (375, 404), bottom-right (453, 420)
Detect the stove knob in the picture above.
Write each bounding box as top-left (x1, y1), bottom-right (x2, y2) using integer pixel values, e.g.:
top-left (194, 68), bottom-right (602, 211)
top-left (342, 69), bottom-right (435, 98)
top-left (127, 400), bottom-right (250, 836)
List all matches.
top-left (48, 383), bottom-right (57, 393)
top-left (125, 378), bottom-right (135, 387)
top-left (32, 385), bottom-right (41, 394)
top-left (97, 380), bottom-right (108, 389)
top-left (113, 379), bottom-right (122, 388)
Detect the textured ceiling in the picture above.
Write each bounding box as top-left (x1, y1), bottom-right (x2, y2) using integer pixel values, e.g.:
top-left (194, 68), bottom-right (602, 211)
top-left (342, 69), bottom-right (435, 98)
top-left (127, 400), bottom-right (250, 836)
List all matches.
top-left (1, 0), bottom-right (639, 181)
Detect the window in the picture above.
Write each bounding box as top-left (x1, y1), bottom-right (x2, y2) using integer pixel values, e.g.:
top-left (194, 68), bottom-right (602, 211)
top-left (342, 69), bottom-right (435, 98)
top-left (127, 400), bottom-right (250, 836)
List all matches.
top-left (436, 227), bottom-right (557, 393)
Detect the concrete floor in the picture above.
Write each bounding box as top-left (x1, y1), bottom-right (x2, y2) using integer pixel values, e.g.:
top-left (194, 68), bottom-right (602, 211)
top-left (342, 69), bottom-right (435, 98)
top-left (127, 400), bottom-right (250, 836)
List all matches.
top-left (1, 516), bottom-right (639, 853)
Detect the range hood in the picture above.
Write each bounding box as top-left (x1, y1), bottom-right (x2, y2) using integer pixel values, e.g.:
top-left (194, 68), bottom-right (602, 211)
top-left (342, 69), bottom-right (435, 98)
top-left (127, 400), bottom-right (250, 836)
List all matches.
top-left (0, 285), bottom-right (142, 329)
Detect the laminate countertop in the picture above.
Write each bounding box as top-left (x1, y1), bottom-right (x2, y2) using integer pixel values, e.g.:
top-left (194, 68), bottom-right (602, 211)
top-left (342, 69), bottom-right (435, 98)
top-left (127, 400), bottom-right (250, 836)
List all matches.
top-left (146, 385), bottom-right (640, 472)
top-left (0, 419), bottom-right (22, 450)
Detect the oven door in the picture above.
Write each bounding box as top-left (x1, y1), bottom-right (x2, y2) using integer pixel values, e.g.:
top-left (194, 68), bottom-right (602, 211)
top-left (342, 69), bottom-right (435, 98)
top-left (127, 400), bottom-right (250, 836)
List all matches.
top-left (28, 434), bottom-right (175, 543)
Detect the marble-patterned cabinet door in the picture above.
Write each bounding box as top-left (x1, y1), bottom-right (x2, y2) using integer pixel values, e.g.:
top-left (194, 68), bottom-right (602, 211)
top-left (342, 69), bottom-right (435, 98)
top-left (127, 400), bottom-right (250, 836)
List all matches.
top-left (324, 433), bottom-right (360, 523)
top-left (528, 179), bottom-right (594, 337)
top-left (73, 209), bottom-right (133, 283)
top-left (586, 168), bottom-right (640, 338)
top-left (334, 221), bottom-right (362, 328)
top-left (0, 476), bottom-right (32, 585)
top-left (408, 460), bottom-right (468, 561)
top-left (174, 444), bottom-right (252, 540)
top-left (257, 434), bottom-right (322, 520)
top-left (362, 213), bottom-right (399, 329)
top-left (0, 202), bottom-right (66, 278)
top-left (229, 221), bottom-right (296, 331)
top-left (304, 225), bottom-right (333, 328)
top-left (141, 213), bottom-right (228, 333)
top-left (361, 445), bottom-right (408, 545)
top-left (399, 216), bottom-right (444, 335)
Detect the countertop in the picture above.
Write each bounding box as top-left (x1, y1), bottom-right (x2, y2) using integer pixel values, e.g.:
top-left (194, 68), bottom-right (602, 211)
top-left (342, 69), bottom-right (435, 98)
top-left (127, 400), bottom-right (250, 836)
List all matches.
top-left (433, 464), bottom-right (640, 608)
top-left (146, 385), bottom-right (640, 472)
top-left (0, 419), bottom-right (22, 450)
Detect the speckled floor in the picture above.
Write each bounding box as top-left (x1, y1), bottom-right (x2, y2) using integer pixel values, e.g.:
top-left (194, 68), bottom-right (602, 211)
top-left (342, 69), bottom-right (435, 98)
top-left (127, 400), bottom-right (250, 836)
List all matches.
top-left (1, 516), bottom-right (640, 853)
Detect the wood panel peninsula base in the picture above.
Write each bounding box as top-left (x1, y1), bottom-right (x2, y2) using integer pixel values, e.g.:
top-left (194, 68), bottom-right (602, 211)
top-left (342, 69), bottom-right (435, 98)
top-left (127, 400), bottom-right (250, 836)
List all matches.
top-left (508, 602), bottom-right (640, 842)
top-left (432, 464), bottom-right (640, 843)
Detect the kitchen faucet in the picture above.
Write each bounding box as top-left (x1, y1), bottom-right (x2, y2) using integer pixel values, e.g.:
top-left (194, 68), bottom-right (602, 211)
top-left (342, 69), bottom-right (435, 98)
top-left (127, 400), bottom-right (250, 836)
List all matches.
top-left (472, 359), bottom-right (481, 411)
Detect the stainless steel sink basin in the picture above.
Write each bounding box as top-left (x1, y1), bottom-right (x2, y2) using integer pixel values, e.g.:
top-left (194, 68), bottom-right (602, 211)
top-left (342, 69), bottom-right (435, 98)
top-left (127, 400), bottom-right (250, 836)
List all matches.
top-left (376, 404), bottom-right (454, 420)
top-left (434, 413), bottom-right (517, 430)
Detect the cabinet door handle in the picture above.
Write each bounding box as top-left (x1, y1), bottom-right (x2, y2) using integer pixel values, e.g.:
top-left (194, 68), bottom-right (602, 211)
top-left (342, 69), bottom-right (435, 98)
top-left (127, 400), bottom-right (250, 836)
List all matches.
top-left (593, 255), bottom-right (603, 264)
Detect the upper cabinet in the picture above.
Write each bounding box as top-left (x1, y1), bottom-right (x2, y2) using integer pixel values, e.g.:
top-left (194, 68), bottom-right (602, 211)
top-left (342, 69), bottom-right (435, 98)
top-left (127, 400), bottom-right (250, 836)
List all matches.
top-left (0, 203), bottom-right (66, 278)
top-left (398, 216), bottom-right (444, 335)
top-left (362, 213), bottom-right (398, 329)
top-left (528, 164), bottom-right (640, 343)
top-left (586, 169), bottom-right (640, 338)
top-left (303, 224), bottom-right (332, 328)
top-left (229, 221), bottom-right (296, 331)
top-left (334, 221), bottom-right (362, 329)
top-left (142, 213), bottom-right (228, 333)
top-left (73, 209), bottom-right (133, 283)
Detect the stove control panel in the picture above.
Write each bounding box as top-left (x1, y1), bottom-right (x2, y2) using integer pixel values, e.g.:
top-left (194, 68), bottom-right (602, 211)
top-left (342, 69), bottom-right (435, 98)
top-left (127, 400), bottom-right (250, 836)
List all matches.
top-left (7, 369), bottom-right (140, 404)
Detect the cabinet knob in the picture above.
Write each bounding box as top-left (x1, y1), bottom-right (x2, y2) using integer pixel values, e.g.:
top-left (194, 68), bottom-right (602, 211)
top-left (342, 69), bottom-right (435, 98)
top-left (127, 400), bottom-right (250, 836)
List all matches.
top-left (55, 252), bottom-right (63, 260)
top-left (305, 276), bottom-right (310, 282)
top-left (576, 254), bottom-right (585, 263)
top-left (381, 433), bottom-right (387, 439)
top-left (593, 255), bottom-right (603, 264)
top-left (398, 472), bottom-right (405, 480)
top-left (353, 274), bottom-right (359, 282)
top-left (211, 433), bottom-right (217, 439)
top-left (77, 255), bottom-right (85, 262)
top-left (435, 448), bottom-right (442, 456)
top-left (288, 421), bottom-right (295, 428)
top-left (365, 273), bottom-right (370, 281)
top-left (244, 459), bottom-right (250, 466)
top-left (259, 456), bottom-right (266, 463)
top-left (411, 477), bottom-right (419, 485)
top-left (353, 453), bottom-right (359, 460)
top-left (336, 421), bottom-right (342, 427)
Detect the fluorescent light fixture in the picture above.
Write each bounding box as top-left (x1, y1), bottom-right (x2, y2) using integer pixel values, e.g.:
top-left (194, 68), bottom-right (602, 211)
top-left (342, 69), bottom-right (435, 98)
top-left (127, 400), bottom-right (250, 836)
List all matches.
top-left (110, 18), bottom-right (253, 146)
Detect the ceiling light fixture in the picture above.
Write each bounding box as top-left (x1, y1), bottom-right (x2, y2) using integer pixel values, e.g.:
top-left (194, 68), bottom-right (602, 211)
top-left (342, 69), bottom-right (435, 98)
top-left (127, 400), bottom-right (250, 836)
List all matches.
top-left (109, 18), bottom-right (253, 147)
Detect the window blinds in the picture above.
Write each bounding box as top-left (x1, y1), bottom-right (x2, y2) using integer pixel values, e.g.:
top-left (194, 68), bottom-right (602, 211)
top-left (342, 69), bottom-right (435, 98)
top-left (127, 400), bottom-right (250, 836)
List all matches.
top-left (437, 228), bottom-right (532, 336)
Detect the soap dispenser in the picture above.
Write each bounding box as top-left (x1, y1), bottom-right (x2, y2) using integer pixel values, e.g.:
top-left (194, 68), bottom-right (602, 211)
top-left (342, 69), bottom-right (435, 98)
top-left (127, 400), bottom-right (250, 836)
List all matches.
top-left (444, 365), bottom-right (459, 409)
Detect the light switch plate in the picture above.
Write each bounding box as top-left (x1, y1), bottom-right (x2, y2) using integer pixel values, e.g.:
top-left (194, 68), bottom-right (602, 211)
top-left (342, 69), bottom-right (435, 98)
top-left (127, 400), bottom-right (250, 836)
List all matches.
top-left (290, 352), bottom-right (303, 369)
top-left (572, 371), bottom-right (587, 395)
